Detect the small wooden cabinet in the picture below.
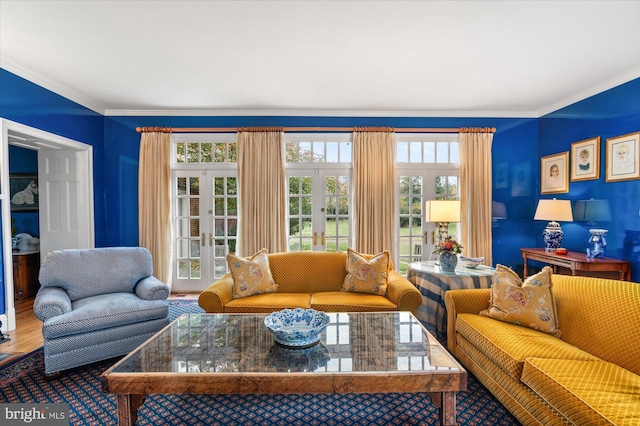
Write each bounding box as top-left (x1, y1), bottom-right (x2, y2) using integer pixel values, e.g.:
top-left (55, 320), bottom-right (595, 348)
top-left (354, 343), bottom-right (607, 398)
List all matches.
top-left (12, 251), bottom-right (40, 300)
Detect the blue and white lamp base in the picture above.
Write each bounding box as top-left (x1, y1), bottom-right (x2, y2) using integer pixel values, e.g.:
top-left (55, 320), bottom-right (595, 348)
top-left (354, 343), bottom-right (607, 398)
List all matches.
top-left (543, 221), bottom-right (564, 251)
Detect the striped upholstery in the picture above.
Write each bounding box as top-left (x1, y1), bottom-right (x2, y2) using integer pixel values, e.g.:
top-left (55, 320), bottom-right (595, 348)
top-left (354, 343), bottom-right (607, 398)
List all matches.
top-left (446, 275), bottom-right (640, 426)
top-left (523, 358), bottom-right (640, 425)
top-left (198, 251), bottom-right (421, 314)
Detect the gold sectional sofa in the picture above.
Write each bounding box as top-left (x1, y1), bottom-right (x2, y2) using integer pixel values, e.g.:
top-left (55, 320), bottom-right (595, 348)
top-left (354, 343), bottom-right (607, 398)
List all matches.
top-left (198, 251), bottom-right (422, 314)
top-left (445, 274), bottom-right (640, 425)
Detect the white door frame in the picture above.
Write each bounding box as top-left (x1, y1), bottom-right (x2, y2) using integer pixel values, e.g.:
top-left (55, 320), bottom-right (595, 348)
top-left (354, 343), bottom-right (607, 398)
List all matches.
top-left (0, 118), bottom-right (95, 332)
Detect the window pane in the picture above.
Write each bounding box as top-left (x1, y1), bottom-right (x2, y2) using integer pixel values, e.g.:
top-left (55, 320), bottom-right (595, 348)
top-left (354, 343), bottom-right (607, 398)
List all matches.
top-left (177, 177), bottom-right (186, 196)
top-left (190, 198), bottom-right (199, 216)
top-left (326, 142), bottom-right (339, 162)
top-left (187, 143), bottom-right (199, 163)
top-left (299, 142), bottom-right (312, 162)
top-left (399, 196), bottom-right (410, 214)
top-left (301, 177), bottom-right (312, 194)
top-left (214, 143), bottom-right (226, 163)
top-left (190, 219), bottom-right (200, 237)
top-left (301, 196), bottom-right (312, 215)
top-left (176, 143), bottom-right (185, 163)
top-left (214, 177), bottom-right (224, 195)
top-left (214, 198), bottom-right (224, 215)
top-left (286, 142), bottom-right (298, 163)
top-left (289, 197), bottom-right (299, 215)
top-left (227, 198), bottom-right (237, 215)
top-left (289, 218), bottom-right (300, 236)
top-left (397, 141), bottom-right (409, 162)
top-left (410, 142), bottom-right (421, 163)
top-left (450, 142), bottom-right (459, 163)
top-left (436, 142), bottom-right (448, 163)
top-left (201, 143), bottom-right (213, 163)
top-left (424, 142), bottom-right (435, 163)
top-left (326, 176), bottom-right (336, 195)
top-left (399, 176), bottom-right (410, 195)
top-left (227, 177), bottom-right (237, 195)
top-left (189, 177), bottom-right (199, 195)
top-left (228, 143), bottom-right (237, 163)
top-left (177, 198), bottom-right (189, 216)
top-left (340, 142), bottom-right (352, 163)
top-left (289, 177), bottom-right (300, 195)
top-left (448, 176), bottom-right (458, 196)
top-left (313, 142), bottom-right (324, 163)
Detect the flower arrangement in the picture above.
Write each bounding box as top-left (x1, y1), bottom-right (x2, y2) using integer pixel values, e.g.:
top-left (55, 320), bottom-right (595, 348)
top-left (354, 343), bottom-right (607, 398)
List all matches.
top-left (433, 237), bottom-right (463, 255)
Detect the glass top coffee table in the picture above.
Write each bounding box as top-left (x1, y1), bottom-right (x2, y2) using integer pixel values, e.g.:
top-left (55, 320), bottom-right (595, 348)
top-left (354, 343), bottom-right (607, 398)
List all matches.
top-left (101, 311), bottom-right (466, 426)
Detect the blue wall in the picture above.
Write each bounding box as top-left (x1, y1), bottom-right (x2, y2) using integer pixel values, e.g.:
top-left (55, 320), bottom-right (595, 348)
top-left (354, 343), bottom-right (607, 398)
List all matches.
top-left (538, 78), bottom-right (640, 281)
top-left (1, 67), bottom-right (638, 316)
top-left (0, 69), bottom-right (105, 314)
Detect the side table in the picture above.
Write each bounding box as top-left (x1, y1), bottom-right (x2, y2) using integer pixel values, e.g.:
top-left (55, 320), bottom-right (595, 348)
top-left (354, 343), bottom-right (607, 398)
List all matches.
top-left (407, 261), bottom-right (495, 338)
top-left (520, 248), bottom-right (630, 281)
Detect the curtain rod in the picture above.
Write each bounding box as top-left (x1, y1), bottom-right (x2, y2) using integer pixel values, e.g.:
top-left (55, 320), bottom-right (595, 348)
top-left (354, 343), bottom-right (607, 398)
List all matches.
top-left (136, 126), bottom-right (496, 134)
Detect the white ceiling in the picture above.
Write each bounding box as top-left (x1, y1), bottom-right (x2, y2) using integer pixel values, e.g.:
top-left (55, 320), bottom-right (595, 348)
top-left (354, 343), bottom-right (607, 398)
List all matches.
top-left (1, 0), bottom-right (639, 117)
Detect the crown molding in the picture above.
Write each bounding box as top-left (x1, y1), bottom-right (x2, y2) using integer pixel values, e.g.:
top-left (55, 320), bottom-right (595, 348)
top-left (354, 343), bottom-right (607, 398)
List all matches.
top-left (536, 68), bottom-right (640, 117)
top-left (1, 59), bottom-right (106, 115)
top-left (104, 108), bottom-right (538, 118)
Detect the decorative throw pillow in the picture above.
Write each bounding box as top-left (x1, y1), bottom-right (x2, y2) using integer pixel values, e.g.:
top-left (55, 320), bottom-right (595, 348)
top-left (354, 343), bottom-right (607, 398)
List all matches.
top-left (227, 249), bottom-right (278, 299)
top-left (342, 249), bottom-right (389, 296)
top-left (480, 265), bottom-right (561, 337)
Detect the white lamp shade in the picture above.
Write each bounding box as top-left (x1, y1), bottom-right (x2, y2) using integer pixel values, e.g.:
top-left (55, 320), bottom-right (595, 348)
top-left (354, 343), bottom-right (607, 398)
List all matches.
top-left (534, 198), bottom-right (573, 222)
top-left (425, 200), bottom-right (461, 223)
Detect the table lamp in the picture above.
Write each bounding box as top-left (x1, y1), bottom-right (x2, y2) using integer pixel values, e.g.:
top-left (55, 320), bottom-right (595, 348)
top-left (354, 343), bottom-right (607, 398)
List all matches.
top-left (534, 198), bottom-right (573, 251)
top-left (574, 199), bottom-right (611, 258)
top-left (425, 200), bottom-right (461, 242)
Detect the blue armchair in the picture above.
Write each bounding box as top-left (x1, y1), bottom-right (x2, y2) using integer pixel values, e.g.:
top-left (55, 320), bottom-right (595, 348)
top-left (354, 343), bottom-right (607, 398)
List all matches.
top-left (34, 247), bottom-right (170, 376)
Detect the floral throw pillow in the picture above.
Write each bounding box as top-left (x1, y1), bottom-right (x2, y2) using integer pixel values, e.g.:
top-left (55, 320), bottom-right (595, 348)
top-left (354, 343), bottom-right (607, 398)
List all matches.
top-left (480, 265), bottom-right (561, 337)
top-left (341, 249), bottom-right (389, 296)
top-left (227, 249), bottom-right (278, 299)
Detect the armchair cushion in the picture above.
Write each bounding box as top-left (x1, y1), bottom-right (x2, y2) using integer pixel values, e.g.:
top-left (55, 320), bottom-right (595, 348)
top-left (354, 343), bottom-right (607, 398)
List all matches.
top-left (42, 292), bottom-right (169, 340)
top-left (33, 287), bottom-right (72, 321)
top-left (39, 247), bottom-right (154, 301)
top-left (135, 276), bottom-right (170, 300)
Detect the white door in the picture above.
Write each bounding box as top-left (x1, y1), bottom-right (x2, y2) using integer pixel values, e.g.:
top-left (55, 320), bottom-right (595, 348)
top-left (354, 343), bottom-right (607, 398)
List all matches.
top-left (287, 169), bottom-right (351, 252)
top-left (397, 170), bottom-right (459, 274)
top-left (38, 149), bottom-right (94, 257)
top-left (171, 170), bottom-right (238, 292)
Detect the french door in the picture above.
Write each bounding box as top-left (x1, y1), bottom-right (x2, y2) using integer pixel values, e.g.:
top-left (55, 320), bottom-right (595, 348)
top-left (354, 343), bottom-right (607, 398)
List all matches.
top-left (172, 169), bottom-right (237, 291)
top-left (287, 169), bottom-right (351, 252)
top-left (397, 169), bottom-right (459, 274)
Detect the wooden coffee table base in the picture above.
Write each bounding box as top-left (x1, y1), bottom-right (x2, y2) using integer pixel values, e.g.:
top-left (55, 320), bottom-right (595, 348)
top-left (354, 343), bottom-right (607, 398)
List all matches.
top-left (101, 313), bottom-right (467, 426)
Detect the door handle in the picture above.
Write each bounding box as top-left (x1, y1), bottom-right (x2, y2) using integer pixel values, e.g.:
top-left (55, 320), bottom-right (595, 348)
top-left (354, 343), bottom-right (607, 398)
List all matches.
top-left (321, 232), bottom-right (325, 245)
top-left (201, 233), bottom-right (205, 247)
top-left (209, 232), bottom-right (213, 246)
top-left (431, 231), bottom-right (436, 245)
top-left (423, 231), bottom-right (428, 244)
top-left (314, 232), bottom-right (317, 245)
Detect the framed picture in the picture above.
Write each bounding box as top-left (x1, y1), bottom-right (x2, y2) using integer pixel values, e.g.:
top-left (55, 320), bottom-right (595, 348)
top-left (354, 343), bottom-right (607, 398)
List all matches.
top-left (606, 131), bottom-right (640, 182)
top-left (571, 137), bottom-right (600, 181)
top-left (541, 152), bottom-right (569, 194)
top-left (9, 174), bottom-right (39, 212)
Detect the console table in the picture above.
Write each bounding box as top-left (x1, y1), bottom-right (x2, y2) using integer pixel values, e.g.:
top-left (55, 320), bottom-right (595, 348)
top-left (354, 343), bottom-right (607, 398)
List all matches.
top-left (12, 251), bottom-right (40, 300)
top-left (520, 248), bottom-right (630, 281)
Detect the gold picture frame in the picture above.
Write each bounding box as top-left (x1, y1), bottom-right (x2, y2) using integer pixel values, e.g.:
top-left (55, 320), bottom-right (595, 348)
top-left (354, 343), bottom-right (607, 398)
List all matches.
top-left (541, 151), bottom-right (569, 194)
top-left (571, 137), bottom-right (600, 181)
top-left (606, 131), bottom-right (640, 182)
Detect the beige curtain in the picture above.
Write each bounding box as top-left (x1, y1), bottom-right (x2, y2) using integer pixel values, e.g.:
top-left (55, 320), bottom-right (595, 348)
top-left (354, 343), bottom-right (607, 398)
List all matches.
top-left (352, 127), bottom-right (397, 259)
top-left (138, 130), bottom-right (172, 285)
top-left (459, 128), bottom-right (494, 265)
top-left (237, 127), bottom-right (287, 256)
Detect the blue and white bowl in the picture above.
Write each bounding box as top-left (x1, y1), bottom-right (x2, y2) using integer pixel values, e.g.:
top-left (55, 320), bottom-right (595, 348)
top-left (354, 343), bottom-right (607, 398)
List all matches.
top-left (264, 308), bottom-right (330, 348)
top-left (460, 256), bottom-right (484, 268)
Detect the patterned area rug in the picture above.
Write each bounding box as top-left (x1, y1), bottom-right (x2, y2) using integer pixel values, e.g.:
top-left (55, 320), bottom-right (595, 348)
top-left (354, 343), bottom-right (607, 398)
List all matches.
top-left (0, 301), bottom-right (520, 425)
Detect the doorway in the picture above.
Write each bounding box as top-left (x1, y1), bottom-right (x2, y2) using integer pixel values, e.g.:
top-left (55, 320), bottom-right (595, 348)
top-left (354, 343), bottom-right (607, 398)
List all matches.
top-left (1, 118), bottom-right (95, 332)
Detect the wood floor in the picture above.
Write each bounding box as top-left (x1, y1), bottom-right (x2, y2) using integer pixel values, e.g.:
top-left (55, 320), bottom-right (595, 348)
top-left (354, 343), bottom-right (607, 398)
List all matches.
top-left (0, 293), bottom-right (198, 368)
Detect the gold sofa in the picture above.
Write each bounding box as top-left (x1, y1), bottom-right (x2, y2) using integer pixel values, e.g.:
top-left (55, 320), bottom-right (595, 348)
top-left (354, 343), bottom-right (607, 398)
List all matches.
top-left (445, 274), bottom-right (640, 425)
top-left (198, 251), bottom-right (422, 314)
